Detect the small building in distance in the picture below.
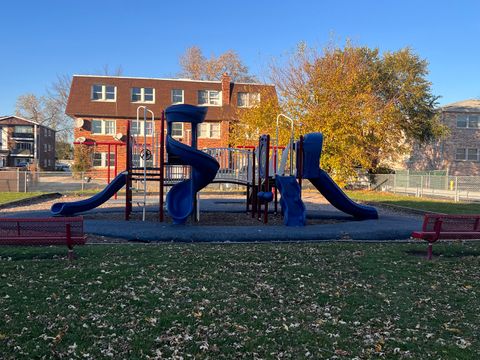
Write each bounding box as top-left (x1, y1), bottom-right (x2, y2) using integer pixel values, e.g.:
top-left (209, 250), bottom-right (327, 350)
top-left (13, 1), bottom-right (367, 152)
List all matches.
top-left (0, 116), bottom-right (56, 170)
top-left (66, 73), bottom-right (276, 178)
top-left (407, 99), bottom-right (480, 176)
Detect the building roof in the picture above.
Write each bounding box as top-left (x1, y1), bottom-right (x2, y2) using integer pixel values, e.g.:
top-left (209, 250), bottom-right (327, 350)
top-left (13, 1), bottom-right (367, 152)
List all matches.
top-left (72, 74), bottom-right (274, 87)
top-left (442, 99), bottom-right (480, 113)
top-left (0, 115), bottom-right (56, 131)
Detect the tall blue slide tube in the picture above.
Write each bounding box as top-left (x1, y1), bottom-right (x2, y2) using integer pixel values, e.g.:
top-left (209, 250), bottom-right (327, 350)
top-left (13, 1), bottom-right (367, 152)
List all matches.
top-left (165, 105), bottom-right (219, 224)
top-left (51, 172), bottom-right (127, 216)
top-left (302, 133), bottom-right (378, 220)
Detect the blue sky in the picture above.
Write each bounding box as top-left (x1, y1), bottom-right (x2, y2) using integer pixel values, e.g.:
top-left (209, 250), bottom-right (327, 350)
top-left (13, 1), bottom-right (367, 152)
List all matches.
top-left (1, 0), bottom-right (479, 114)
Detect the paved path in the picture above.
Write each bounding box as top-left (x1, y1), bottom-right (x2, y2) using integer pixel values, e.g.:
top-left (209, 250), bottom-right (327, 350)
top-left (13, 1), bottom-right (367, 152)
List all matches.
top-left (0, 194), bottom-right (422, 242)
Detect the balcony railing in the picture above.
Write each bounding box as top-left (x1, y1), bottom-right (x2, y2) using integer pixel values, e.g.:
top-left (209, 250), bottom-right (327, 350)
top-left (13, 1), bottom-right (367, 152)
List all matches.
top-left (10, 149), bottom-right (33, 156)
top-left (12, 132), bottom-right (34, 139)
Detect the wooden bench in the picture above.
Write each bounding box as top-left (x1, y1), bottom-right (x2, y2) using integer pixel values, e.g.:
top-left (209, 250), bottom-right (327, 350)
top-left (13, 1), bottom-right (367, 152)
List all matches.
top-left (0, 217), bottom-right (86, 260)
top-left (412, 214), bottom-right (480, 259)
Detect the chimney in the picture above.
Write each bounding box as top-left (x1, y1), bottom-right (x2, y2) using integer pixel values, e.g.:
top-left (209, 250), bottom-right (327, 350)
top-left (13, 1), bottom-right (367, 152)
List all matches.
top-left (221, 72), bottom-right (231, 105)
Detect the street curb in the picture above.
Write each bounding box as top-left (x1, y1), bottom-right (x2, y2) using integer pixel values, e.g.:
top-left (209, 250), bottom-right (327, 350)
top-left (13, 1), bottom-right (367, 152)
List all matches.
top-left (0, 193), bottom-right (63, 210)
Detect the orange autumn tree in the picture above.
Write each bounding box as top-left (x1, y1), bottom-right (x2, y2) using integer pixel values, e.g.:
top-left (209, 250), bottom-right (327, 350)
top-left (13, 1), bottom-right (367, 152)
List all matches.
top-left (236, 42), bottom-right (444, 185)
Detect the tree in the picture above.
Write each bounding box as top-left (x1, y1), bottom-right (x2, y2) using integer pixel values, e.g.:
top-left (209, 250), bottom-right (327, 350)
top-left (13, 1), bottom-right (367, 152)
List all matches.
top-left (16, 66), bottom-right (124, 143)
top-left (56, 141), bottom-right (73, 160)
top-left (71, 144), bottom-right (92, 174)
top-left (178, 46), bottom-right (257, 82)
top-left (230, 88), bottom-right (281, 147)
top-left (265, 42), bottom-right (445, 184)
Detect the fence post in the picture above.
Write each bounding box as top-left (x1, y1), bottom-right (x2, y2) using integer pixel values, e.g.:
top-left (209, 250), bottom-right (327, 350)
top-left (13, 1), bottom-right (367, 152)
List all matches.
top-left (81, 172), bottom-right (85, 192)
top-left (455, 176), bottom-right (459, 202)
top-left (420, 175), bottom-right (424, 198)
top-left (393, 173), bottom-right (396, 193)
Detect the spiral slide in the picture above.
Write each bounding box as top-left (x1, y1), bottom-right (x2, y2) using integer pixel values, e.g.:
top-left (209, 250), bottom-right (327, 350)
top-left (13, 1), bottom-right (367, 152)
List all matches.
top-left (302, 133), bottom-right (378, 220)
top-left (166, 136), bottom-right (219, 224)
top-left (51, 172), bottom-right (127, 216)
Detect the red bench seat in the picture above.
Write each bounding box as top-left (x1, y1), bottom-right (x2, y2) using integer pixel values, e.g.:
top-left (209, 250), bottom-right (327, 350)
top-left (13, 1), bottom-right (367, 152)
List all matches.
top-left (412, 214), bottom-right (480, 259)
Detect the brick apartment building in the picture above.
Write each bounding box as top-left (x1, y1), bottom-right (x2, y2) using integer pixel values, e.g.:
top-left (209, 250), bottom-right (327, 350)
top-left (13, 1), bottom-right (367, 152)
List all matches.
top-left (407, 99), bottom-right (480, 176)
top-left (0, 116), bottom-right (56, 170)
top-left (66, 73), bottom-right (276, 177)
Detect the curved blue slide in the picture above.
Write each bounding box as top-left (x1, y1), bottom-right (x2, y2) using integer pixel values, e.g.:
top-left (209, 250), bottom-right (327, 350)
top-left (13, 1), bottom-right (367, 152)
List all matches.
top-left (51, 172), bottom-right (127, 216)
top-left (166, 136), bottom-right (219, 224)
top-left (276, 175), bottom-right (306, 226)
top-left (308, 171), bottom-right (378, 219)
top-left (302, 132), bottom-right (378, 220)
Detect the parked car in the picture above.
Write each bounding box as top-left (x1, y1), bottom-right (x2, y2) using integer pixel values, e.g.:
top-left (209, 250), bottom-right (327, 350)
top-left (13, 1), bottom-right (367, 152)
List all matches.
top-left (16, 161), bottom-right (29, 168)
top-left (55, 163), bottom-right (71, 172)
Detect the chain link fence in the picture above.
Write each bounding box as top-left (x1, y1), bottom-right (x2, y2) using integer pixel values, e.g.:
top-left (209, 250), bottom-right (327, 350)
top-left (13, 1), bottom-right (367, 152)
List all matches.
top-left (370, 173), bottom-right (480, 202)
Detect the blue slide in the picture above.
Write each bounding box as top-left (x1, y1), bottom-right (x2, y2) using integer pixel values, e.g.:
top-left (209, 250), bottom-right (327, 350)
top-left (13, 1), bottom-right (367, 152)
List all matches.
top-left (302, 133), bottom-right (378, 220)
top-left (166, 136), bottom-right (219, 224)
top-left (165, 104), bottom-right (220, 224)
top-left (276, 175), bottom-right (306, 226)
top-left (51, 172), bottom-right (127, 216)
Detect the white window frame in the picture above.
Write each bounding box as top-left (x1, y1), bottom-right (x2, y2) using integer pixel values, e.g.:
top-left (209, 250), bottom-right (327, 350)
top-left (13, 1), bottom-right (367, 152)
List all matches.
top-left (198, 122), bottom-right (221, 139)
top-left (171, 122), bottom-right (184, 138)
top-left (171, 89), bottom-right (184, 104)
top-left (130, 121), bottom-right (154, 136)
top-left (91, 84), bottom-right (117, 102)
top-left (91, 120), bottom-right (117, 135)
top-left (131, 87), bottom-right (155, 103)
top-left (198, 90), bottom-right (222, 106)
top-left (92, 152), bottom-right (116, 168)
top-left (456, 114), bottom-right (479, 129)
top-left (237, 92), bottom-right (260, 108)
top-left (455, 147), bottom-right (479, 161)
top-left (132, 153), bottom-right (154, 167)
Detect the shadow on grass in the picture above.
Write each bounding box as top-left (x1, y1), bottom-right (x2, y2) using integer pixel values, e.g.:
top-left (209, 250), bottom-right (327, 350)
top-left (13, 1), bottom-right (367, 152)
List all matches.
top-left (0, 247), bottom-right (71, 261)
top-left (406, 248), bottom-right (480, 258)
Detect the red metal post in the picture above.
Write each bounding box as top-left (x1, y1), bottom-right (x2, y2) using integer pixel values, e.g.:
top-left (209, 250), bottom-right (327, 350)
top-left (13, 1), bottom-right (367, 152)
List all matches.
top-left (264, 135), bottom-right (270, 224)
top-left (297, 135), bottom-right (304, 198)
top-left (125, 122), bottom-right (132, 221)
top-left (107, 144), bottom-right (111, 185)
top-left (66, 223), bottom-right (74, 261)
top-left (114, 144), bottom-right (118, 200)
top-left (159, 110), bottom-right (165, 222)
top-left (251, 148), bottom-right (256, 218)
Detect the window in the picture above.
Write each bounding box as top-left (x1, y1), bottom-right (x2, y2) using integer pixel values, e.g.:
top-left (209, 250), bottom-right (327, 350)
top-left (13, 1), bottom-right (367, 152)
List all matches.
top-left (198, 90), bottom-right (221, 106)
top-left (457, 114), bottom-right (479, 128)
top-left (237, 92), bottom-right (260, 108)
top-left (171, 89), bottom-right (184, 104)
top-left (198, 122), bottom-right (221, 139)
top-left (131, 87), bottom-right (155, 103)
top-left (93, 152), bottom-right (115, 167)
top-left (104, 120), bottom-right (115, 135)
top-left (16, 142), bottom-right (32, 151)
top-left (456, 148), bottom-right (479, 161)
top-left (91, 120), bottom-right (116, 135)
top-left (171, 122), bottom-right (183, 138)
top-left (130, 121), bottom-right (153, 136)
top-left (14, 126), bottom-right (33, 134)
top-left (44, 144), bottom-right (48, 152)
top-left (132, 153), bottom-right (154, 167)
top-left (92, 84), bottom-right (116, 101)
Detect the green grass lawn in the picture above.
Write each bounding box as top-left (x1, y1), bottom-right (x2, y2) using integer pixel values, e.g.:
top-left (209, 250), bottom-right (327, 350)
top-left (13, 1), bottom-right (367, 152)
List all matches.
top-left (0, 192), bottom-right (45, 205)
top-left (347, 190), bottom-right (480, 214)
top-left (0, 242), bottom-right (479, 359)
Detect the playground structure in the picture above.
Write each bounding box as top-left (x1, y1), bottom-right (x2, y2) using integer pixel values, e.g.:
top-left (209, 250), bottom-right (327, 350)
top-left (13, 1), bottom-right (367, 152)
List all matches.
top-left (52, 104), bottom-right (378, 224)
